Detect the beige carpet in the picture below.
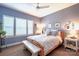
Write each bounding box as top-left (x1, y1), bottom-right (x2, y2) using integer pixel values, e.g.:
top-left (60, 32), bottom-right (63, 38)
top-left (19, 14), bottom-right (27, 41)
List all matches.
top-left (0, 43), bottom-right (79, 56)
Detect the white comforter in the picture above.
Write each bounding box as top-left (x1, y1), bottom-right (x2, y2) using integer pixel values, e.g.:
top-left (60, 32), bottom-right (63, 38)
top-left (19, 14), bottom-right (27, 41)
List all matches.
top-left (27, 35), bottom-right (62, 55)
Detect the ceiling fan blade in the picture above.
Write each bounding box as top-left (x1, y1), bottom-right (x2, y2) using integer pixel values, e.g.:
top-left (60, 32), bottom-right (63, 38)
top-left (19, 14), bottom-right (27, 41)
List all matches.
top-left (36, 3), bottom-right (49, 9)
top-left (36, 5), bottom-right (49, 9)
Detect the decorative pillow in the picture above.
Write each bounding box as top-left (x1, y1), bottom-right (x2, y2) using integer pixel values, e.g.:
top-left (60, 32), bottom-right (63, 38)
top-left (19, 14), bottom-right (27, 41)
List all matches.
top-left (42, 28), bottom-right (51, 36)
top-left (51, 30), bottom-right (58, 36)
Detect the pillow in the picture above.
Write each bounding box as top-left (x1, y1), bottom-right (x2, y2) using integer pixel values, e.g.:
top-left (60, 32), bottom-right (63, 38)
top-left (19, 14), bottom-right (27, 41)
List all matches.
top-left (42, 28), bottom-right (51, 36)
top-left (51, 30), bottom-right (58, 36)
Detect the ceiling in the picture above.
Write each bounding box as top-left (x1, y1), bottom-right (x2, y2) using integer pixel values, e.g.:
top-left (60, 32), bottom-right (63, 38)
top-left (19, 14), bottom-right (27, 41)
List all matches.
top-left (0, 3), bottom-right (76, 17)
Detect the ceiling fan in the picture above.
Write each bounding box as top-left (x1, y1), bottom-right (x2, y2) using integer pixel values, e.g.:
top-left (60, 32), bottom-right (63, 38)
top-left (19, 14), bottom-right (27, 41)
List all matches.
top-left (36, 3), bottom-right (50, 9)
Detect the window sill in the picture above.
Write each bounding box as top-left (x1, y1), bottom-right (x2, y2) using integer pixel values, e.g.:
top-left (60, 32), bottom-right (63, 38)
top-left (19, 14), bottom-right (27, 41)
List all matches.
top-left (5, 35), bottom-right (27, 39)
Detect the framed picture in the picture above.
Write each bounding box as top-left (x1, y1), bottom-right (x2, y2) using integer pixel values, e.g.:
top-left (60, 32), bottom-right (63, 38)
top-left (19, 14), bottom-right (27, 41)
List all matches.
top-left (64, 21), bottom-right (71, 30)
top-left (55, 22), bottom-right (61, 29)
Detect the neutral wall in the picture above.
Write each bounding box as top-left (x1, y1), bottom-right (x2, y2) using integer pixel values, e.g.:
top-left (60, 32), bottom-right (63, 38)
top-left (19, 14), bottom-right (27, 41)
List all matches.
top-left (0, 5), bottom-right (40, 45)
top-left (42, 4), bottom-right (79, 30)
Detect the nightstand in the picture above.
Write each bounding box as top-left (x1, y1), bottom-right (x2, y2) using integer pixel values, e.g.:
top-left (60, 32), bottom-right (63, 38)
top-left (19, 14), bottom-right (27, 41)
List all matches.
top-left (64, 37), bottom-right (79, 52)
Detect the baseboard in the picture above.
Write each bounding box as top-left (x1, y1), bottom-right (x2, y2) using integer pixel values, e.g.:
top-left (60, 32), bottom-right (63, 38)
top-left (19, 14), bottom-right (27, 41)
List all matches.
top-left (1, 42), bottom-right (22, 48)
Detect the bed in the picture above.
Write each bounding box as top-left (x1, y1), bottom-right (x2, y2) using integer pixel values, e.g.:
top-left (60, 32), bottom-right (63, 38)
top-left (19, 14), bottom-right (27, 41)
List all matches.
top-left (26, 31), bottom-right (63, 56)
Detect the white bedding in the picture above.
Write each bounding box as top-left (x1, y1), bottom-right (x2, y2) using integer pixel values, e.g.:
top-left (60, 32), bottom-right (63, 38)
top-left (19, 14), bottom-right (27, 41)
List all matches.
top-left (27, 35), bottom-right (62, 55)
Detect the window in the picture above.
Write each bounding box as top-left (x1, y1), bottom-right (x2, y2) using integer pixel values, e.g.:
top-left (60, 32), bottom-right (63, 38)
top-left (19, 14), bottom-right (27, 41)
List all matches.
top-left (16, 18), bottom-right (27, 35)
top-left (28, 20), bottom-right (33, 34)
top-left (3, 15), bottom-right (14, 36)
top-left (3, 15), bottom-right (33, 36)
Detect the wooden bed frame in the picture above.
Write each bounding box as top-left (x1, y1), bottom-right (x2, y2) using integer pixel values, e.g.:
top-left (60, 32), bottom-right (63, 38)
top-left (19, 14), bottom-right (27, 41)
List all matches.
top-left (27, 31), bottom-right (64, 56)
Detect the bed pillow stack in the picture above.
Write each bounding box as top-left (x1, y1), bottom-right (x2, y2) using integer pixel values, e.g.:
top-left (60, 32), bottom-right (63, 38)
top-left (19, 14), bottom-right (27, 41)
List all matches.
top-left (42, 28), bottom-right (51, 36)
top-left (51, 30), bottom-right (58, 36)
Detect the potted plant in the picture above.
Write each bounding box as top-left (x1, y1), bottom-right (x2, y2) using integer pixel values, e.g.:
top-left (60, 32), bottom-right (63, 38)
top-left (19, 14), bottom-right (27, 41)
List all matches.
top-left (0, 30), bottom-right (6, 52)
top-left (0, 30), bottom-right (6, 39)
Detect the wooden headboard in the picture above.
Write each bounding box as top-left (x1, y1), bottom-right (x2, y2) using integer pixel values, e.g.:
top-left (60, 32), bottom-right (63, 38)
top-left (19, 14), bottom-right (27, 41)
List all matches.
top-left (59, 31), bottom-right (65, 42)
